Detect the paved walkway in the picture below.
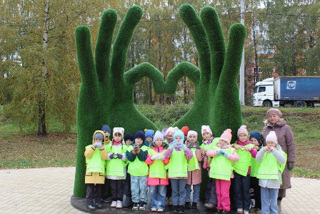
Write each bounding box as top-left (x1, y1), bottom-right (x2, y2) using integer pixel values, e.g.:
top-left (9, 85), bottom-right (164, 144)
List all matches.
top-left (0, 167), bottom-right (319, 214)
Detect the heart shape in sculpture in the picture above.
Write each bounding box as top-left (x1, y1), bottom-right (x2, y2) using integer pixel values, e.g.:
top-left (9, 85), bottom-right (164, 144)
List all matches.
top-left (73, 4), bottom-right (246, 197)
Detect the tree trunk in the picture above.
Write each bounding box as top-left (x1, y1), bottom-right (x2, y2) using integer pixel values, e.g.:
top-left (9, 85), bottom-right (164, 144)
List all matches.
top-left (183, 31), bottom-right (188, 103)
top-left (38, 0), bottom-right (49, 136)
top-left (292, 54), bottom-right (297, 76)
top-left (252, 17), bottom-right (259, 84)
top-left (149, 78), bottom-right (153, 104)
top-left (154, 27), bottom-right (162, 105)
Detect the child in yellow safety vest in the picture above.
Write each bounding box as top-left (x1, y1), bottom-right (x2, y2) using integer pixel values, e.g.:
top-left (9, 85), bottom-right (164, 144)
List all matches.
top-left (122, 133), bottom-right (134, 208)
top-left (206, 129), bottom-right (239, 214)
top-left (84, 130), bottom-right (109, 211)
top-left (232, 125), bottom-right (258, 214)
top-left (200, 125), bottom-right (219, 210)
top-left (144, 129), bottom-right (154, 147)
top-left (126, 130), bottom-right (149, 211)
top-left (100, 124), bottom-right (112, 203)
top-left (106, 127), bottom-right (127, 209)
top-left (185, 130), bottom-right (202, 210)
top-left (256, 131), bottom-right (287, 214)
top-left (249, 131), bottom-right (263, 213)
top-left (164, 129), bottom-right (193, 213)
top-left (145, 130), bottom-right (170, 212)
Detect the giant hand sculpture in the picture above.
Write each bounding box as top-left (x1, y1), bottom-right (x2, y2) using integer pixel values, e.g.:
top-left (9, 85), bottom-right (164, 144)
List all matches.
top-left (73, 4), bottom-right (246, 198)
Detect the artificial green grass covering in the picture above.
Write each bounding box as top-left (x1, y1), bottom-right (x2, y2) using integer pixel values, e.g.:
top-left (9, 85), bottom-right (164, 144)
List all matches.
top-left (73, 4), bottom-right (246, 198)
top-left (169, 4), bottom-right (246, 140)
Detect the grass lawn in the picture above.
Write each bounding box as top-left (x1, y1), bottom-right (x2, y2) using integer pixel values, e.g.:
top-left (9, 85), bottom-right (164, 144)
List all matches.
top-left (1, 105), bottom-right (320, 178)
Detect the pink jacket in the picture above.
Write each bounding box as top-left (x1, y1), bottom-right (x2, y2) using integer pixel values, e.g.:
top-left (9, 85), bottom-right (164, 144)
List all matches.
top-left (187, 149), bottom-right (202, 185)
top-left (145, 146), bottom-right (169, 186)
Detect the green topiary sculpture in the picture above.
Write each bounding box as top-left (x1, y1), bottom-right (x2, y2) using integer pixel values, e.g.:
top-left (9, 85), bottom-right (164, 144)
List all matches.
top-left (168, 4), bottom-right (246, 139)
top-left (74, 6), bottom-right (165, 197)
top-left (73, 4), bottom-right (246, 198)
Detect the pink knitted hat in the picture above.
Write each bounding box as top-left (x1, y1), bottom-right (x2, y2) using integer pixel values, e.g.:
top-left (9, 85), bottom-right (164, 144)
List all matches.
top-left (266, 131), bottom-right (278, 144)
top-left (266, 108), bottom-right (282, 117)
top-left (165, 127), bottom-right (175, 136)
top-left (187, 130), bottom-right (198, 139)
top-left (237, 125), bottom-right (248, 136)
top-left (220, 129), bottom-right (232, 143)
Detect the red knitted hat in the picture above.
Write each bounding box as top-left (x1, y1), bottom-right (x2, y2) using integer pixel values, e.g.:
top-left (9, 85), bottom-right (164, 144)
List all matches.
top-left (181, 126), bottom-right (190, 136)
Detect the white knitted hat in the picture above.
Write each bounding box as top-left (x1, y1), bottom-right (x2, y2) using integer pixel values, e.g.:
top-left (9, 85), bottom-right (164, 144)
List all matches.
top-left (201, 125), bottom-right (212, 136)
top-left (266, 131), bottom-right (278, 144)
top-left (113, 127), bottom-right (124, 137)
top-left (153, 130), bottom-right (164, 142)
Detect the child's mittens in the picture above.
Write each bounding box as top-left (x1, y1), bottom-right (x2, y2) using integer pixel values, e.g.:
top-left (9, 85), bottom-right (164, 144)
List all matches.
top-left (203, 159), bottom-right (208, 169)
top-left (171, 141), bottom-right (178, 148)
top-left (182, 144), bottom-right (188, 151)
top-left (287, 162), bottom-right (294, 171)
top-left (223, 152), bottom-right (229, 159)
top-left (216, 150), bottom-right (222, 156)
top-left (158, 155), bottom-right (165, 160)
top-left (133, 144), bottom-right (139, 150)
top-left (220, 149), bottom-right (227, 158)
top-left (94, 142), bottom-right (103, 149)
top-left (109, 153), bottom-right (115, 159)
top-left (116, 153), bottom-right (123, 159)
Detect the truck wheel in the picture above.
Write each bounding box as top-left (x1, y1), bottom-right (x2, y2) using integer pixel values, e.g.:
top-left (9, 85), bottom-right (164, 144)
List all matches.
top-left (294, 101), bottom-right (307, 108)
top-left (263, 100), bottom-right (272, 107)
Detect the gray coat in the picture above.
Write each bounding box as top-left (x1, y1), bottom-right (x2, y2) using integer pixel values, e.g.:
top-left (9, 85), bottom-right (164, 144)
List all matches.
top-left (261, 119), bottom-right (296, 189)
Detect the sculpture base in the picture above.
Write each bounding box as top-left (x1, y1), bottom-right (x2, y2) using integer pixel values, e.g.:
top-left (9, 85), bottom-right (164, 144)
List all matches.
top-left (71, 195), bottom-right (239, 213)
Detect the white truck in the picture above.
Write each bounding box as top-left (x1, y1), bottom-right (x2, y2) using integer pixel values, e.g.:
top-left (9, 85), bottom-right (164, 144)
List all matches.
top-left (253, 77), bottom-right (279, 107)
top-left (253, 76), bottom-right (320, 107)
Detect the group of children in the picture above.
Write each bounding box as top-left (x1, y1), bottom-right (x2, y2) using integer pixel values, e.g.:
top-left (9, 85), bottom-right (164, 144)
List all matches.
top-left (84, 124), bottom-right (287, 214)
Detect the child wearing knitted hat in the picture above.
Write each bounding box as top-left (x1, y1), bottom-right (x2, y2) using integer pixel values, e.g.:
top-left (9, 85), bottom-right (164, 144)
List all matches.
top-left (144, 129), bottom-right (154, 147)
top-left (206, 129), bottom-right (239, 213)
top-left (249, 131), bottom-right (263, 213)
top-left (164, 130), bottom-right (193, 213)
top-left (256, 131), bottom-right (287, 214)
top-left (122, 133), bottom-right (135, 208)
top-left (185, 130), bottom-right (202, 210)
top-left (232, 125), bottom-right (258, 214)
top-left (145, 131), bottom-right (170, 212)
top-left (106, 127), bottom-right (127, 209)
top-left (126, 130), bottom-right (149, 211)
top-left (163, 127), bottom-right (179, 205)
top-left (164, 127), bottom-right (177, 145)
top-left (100, 124), bottom-right (111, 203)
top-left (101, 124), bottom-right (111, 145)
top-left (84, 130), bottom-right (109, 210)
top-left (200, 125), bottom-right (219, 210)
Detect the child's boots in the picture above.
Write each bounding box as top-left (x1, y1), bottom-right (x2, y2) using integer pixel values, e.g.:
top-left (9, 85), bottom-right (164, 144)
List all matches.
top-left (185, 202), bottom-right (191, 209)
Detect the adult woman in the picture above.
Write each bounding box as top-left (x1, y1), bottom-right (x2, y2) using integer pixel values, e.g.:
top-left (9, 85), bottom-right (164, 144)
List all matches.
top-left (261, 108), bottom-right (296, 211)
